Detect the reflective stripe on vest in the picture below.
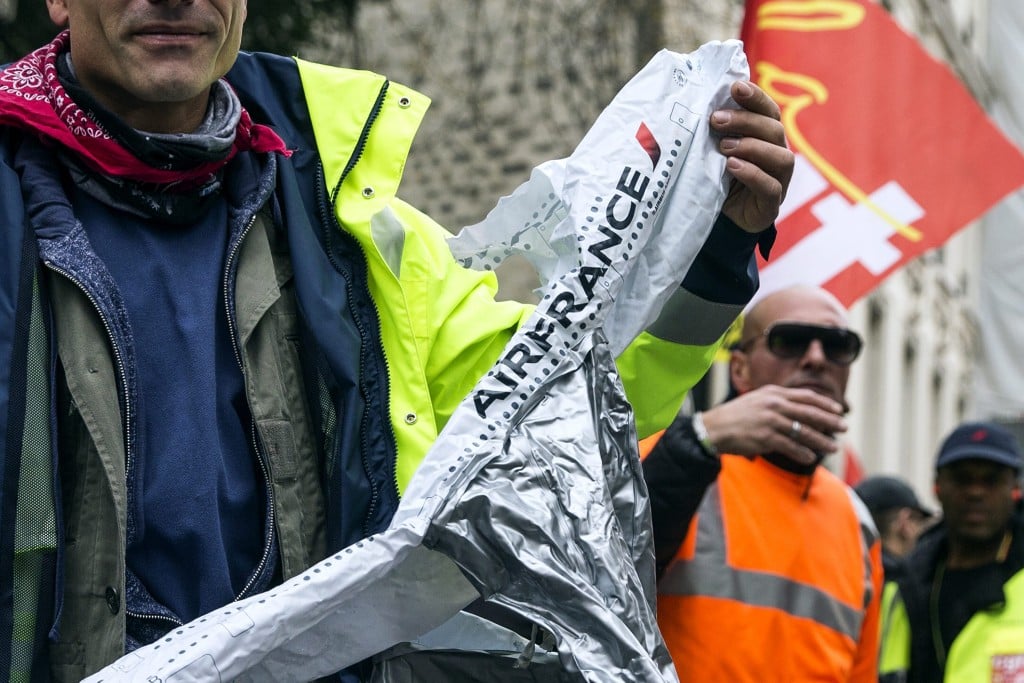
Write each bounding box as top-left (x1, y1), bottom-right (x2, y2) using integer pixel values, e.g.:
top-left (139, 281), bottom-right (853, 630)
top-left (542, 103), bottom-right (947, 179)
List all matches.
top-left (659, 482), bottom-right (870, 642)
top-left (848, 485), bottom-right (880, 611)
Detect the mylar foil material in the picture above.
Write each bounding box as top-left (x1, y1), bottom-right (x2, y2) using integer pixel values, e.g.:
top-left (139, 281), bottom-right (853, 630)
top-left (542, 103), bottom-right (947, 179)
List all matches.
top-left (85, 41), bottom-right (747, 683)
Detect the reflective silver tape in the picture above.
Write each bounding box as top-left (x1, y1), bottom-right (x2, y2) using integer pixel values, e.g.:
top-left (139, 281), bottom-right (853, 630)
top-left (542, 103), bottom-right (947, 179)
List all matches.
top-left (847, 487), bottom-right (880, 610)
top-left (645, 289), bottom-right (743, 346)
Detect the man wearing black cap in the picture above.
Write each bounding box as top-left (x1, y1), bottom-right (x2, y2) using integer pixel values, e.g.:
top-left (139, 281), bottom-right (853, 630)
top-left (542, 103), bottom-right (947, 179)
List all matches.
top-left (855, 475), bottom-right (933, 580)
top-left (880, 421), bottom-right (1024, 683)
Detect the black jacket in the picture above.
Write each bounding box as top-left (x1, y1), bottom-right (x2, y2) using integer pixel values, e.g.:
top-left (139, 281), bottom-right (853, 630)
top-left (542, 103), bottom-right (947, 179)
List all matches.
top-left (894, 505), bottom-right (1024, 682)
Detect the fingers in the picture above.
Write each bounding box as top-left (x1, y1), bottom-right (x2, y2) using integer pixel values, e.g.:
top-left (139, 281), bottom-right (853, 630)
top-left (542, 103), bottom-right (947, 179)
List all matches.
top-left (778, 416), bottom-right (839, 460)
top-left (764, 430), bottom-right (820, 466)
top-left (711, 80), bottom-right (794, 233)
top-left (711, 82), bottom-right (786, 147)
top-left (717, 116), bottom-right (793, 200)
top-left (711, 81), bottom-right (791, 185)
top-left (776, 388), bottom-right (847, 436)
top-left (720, 135), bottom-right (793, 185)
top-left (703, 386), bottom-right (846, 466)
top-left (781, 386), bottom-right (846, 418)
top-left (722, 146), bottom-right (789, 218)
top-left (730, 80), bottom-right (781, 121)
top-left (743, 416), bottom-right (831, 467)
top-left (767, 389), bottom-right (846, 464)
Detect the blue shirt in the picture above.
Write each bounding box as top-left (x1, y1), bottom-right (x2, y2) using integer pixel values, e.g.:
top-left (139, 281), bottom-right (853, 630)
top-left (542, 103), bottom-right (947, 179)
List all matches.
top-left (74, 187), bottom-right (264, 623)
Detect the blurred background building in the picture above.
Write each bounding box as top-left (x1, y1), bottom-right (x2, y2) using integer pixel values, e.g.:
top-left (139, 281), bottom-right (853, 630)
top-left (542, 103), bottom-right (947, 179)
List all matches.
top-left (2, 0), bottom-right (1019, 503)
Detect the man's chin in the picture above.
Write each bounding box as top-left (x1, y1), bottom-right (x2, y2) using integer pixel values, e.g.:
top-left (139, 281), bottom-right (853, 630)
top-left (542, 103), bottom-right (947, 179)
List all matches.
top-left (956, 523), bottom-right (1002, 545)
top-left (137, 79), bottom-right (210, 104)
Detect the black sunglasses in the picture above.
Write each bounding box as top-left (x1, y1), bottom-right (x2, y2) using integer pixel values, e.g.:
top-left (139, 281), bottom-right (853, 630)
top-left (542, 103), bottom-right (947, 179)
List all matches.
top-left (737, 323), bottom-right (863, 366)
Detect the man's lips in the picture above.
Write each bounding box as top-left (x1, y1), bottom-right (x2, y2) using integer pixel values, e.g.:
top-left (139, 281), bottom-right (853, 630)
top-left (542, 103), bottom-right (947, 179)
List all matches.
top-left (131, 23), bottom-right (211, 43)
top-left (136, 31), bottom-right (203, 37)
top-left (959, 508), bottom-right (993, 526)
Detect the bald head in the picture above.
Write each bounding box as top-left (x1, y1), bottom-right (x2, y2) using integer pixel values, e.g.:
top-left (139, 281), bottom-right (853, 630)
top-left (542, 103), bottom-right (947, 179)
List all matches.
top-left (742, 285), bottom-right (849, 341)
top-left (732, 285), bottom-right (856, 409)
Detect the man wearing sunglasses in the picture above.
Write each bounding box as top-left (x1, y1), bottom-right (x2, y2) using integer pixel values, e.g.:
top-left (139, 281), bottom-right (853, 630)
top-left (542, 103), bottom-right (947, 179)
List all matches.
top-left (640, 284), bottom-right (883, 682)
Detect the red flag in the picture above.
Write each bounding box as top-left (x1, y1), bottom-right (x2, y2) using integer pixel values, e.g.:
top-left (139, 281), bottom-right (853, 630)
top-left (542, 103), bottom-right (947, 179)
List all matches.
top-left (841, 443), bottom-right (865, 487)
top-left (741, 0), bottom-right (1024, 306)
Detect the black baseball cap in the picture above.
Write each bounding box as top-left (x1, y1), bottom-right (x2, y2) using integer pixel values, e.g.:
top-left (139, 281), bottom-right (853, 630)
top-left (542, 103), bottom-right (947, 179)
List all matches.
top-left (854, 476), bottom-right (932, 517)
top-left (935, 421), bottom-right (1023, 472)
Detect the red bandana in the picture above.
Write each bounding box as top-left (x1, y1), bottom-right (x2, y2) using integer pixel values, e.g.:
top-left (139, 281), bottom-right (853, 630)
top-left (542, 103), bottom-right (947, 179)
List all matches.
top-left (0, 31), bottom-right (290, 186)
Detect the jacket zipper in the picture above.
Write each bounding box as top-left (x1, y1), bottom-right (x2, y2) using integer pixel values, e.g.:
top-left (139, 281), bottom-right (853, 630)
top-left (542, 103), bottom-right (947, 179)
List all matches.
top-left (330, 81), bottom-right (390, 205)
top-left (123, 607), bottom-right (182, 632)
top-left (42, 263), bottom-right (135, 497)
top-left (222, 212), bottom-right (277, 600)
top-left (316, 79), bottom-right (402, 532)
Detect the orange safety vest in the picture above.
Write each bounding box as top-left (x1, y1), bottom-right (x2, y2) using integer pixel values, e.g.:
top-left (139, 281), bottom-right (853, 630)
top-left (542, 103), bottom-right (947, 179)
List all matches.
top-left (649, 440), bottom-right (883, 682)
